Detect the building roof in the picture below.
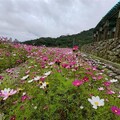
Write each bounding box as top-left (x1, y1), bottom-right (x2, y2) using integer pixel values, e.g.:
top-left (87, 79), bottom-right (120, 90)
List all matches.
top-left (94, 2), bottom-right (120, 31)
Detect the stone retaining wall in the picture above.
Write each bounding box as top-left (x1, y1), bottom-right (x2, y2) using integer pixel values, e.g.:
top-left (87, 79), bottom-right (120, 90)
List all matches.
top-left (81, 38), bottom-right (120, 64)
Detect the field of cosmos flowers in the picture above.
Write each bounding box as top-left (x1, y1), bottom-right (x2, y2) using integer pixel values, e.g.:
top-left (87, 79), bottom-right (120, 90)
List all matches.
top-left (0, 37), bottom-right (120, 120)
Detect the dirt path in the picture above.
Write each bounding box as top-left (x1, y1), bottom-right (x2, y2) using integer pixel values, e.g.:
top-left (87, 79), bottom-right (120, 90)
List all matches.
top-left (81, 52), bottom-right (120, 89)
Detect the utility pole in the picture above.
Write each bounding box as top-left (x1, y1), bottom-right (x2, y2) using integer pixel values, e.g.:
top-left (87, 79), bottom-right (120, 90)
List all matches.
top-left (73, 38), bottom-right (75, 47)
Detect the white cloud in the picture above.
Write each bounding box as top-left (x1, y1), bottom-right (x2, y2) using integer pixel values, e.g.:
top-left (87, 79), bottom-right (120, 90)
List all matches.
top-left (0, 0), bottom-right (118, 41)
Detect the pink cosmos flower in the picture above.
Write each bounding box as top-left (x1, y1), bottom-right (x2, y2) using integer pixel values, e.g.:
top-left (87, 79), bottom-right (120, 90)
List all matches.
top-left (16, 59), bottom-right (22, 64)
top-left (86, 68), bottom-right (91, 71)
top-left (57, 70), bottom-right (62, 72)
top-left (105, 98), bottom-right (109, 102)
top-left (92, 76), bottom-right (97, 80)
top-left (86, 72), bottom-right (93, 76)
top-left (6, 68), bottom-right (14, 74)
top-left (106, 90), bottom-right (115, 95)
top-left (101, 70), bottom-right (104, 72)
top-left (13, 100), bottom-right (18, 105)
top-left (42, 57), bottom-right (48, 61)
top-left (25, 70), bottom-right (30, 74)
top-left (92, 67), bottom-right (97, 71)
top-left (0, 88), bottom-right (17, 100)
top-left (72, 80), bottom-right (83, 87)
top-left (6, 52), bottom-right (11, 56)
top-left (111, 106), bottom-right (120, 116)
top-left (97, 75), bottom-right (103, 80)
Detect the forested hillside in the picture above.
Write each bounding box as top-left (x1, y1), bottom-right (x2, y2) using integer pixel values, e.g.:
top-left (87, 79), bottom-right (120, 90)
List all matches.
top-left (23, 28), bottom-right (94, 47)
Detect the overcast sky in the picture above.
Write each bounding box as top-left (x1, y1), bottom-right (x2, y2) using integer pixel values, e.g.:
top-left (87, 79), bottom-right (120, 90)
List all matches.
top-left (0, 0), bottom-right (119, 41)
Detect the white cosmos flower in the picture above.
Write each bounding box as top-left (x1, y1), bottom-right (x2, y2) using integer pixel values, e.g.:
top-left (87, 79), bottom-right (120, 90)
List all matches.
top-left (105, 78), bottom-right (108, 81)
top-left (41, 76), bottom-right (47, 79)
top-left (98, 87), bottom-right (104, 91)
top-left (67, 52), bottom-right (72, 54)
top-left (3, 88), bottom-right (10, 93)
top-left (22, 92), bottom-right (26, 95)
top-left (71, 69), bottom-right (76, 71)
top-left (48, 62), bottom-right (54, 66)
top-left (0, 113), bottom-right (4, 119)
top-left (118, 95), bottom-right (120, 98)
top-left (21, 75), bottom-right (29, 80)
top-left (80, 105), bottom-right (84, 109)
top-left (28, 79), bottom-right (34, 83)
top-left (27, 56), bottom-right (31, 58)
top-left (34, 76), bottom-right (41, 81)
top-left (45, 66), bottom-right (48, 68)
top-left (13, 54), bottom-right (16, 56)
top-left (44, 71), bottom-right (51, 76)
top-left (88, 96), bottom-right (104, 109)
top-left (40, 82), bottom-right (48, 89)
top-left (110, 79), bottom-right (118, 83)
top-left (34, 106), bottom-right (37, 109)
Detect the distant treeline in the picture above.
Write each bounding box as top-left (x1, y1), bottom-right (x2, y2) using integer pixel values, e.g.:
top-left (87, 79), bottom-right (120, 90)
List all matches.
top-left (22, 28), bottom-right (94, 48)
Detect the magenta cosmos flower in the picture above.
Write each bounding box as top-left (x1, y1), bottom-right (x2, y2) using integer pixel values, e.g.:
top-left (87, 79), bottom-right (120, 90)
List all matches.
top-left (0, 75), bottom-right (3, 80)
top-left (21, 95), bottom-right (30, 102)
top-left (111, 106), bottom-right (120, 116)
top-left (82, 77), bottom-right (89, 82)
top-left (103, 81), bottom-right (111, 87)
top-left (72, 80), bottom-right (83, 87)
top-left (10, 115), bottom-right (16, 120)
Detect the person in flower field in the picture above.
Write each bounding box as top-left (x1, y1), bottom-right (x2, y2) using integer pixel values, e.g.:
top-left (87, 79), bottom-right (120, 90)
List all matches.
top-left (72, 45), bottom-right (79, 52)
